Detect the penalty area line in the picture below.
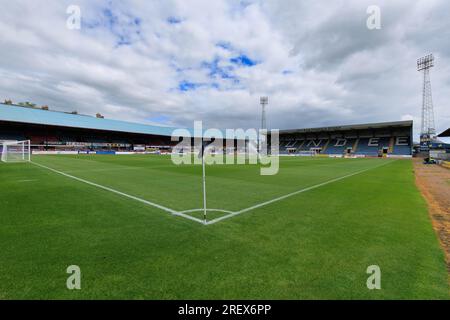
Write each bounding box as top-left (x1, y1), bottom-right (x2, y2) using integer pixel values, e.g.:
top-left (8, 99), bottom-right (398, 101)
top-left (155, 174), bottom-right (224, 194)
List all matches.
top-left (206, 160), bottom-right (397, 225)
top-left (30, 161), bottom-right (205, 225)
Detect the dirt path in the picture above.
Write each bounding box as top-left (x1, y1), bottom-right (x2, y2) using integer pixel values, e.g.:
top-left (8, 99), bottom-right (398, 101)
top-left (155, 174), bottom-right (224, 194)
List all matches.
top-left (413, 158), bottom-right (450, 272)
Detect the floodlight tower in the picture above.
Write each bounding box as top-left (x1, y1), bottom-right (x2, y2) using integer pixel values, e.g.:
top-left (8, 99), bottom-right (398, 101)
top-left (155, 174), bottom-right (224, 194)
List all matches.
top-left (417, 54), bottom-right (436, 147)
top-left (260, 96), bottom-right (268, 131)
top-left (259, 96), bottom-right (268, 154)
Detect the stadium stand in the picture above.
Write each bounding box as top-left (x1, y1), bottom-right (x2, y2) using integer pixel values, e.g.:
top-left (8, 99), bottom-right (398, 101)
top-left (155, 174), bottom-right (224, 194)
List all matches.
top-left (0, 103), bottom-right (178, 152)
top-left (0, 103), bottom-right (413, 157)
top-left (275, 121), bottom-right (413, 157)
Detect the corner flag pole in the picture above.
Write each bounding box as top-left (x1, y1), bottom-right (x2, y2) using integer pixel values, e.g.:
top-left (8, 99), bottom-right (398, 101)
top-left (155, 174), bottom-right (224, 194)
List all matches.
top-left (202, 150), bottom-right (207, 224)
top-left (199, 139), bottom-right (213, 225)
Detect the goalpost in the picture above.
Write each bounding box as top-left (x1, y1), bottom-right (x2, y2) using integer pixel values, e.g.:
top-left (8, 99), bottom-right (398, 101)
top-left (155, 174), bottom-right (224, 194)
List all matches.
top-left (1, 140), bottom-right (31, 163)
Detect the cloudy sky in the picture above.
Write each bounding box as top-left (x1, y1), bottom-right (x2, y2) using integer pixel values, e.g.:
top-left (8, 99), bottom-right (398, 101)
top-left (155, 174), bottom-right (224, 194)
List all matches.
top-left (0, 0), bottom-right (449, 140)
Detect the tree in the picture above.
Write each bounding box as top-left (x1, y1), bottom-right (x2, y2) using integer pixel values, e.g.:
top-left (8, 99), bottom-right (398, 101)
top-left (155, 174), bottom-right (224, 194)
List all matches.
top-left (3, 99), bottom-right (12, 105)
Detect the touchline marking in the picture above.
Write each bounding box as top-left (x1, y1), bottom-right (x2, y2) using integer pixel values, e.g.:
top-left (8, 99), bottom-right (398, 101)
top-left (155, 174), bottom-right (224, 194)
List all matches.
top-left (31, 161), bottom-right (205, 225)
top-left (179, 208), bottom-right (234, 214)
top-left (206, 160), bottom-right (397, 225)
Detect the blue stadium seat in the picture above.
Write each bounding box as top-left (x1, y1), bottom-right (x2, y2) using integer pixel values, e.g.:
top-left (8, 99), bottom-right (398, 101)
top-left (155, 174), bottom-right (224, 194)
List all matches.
top-left (297, 139), bottom-right (328, 152)
top-left (323, 139), bottom-right (355, 154)
top-left (392, 137), bottom-right (411, 155)
top-left (354, 137), bottom-right (390, 156)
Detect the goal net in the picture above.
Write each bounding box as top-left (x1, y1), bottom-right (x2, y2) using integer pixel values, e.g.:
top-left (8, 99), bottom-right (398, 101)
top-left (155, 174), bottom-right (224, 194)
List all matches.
top-left (1, 140), bottom-right (31, 163)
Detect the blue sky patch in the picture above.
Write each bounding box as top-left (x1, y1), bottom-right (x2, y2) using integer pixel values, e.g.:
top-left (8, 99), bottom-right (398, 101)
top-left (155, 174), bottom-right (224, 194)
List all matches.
top-left (216, 42), bottom-right (233, 51)
top-left (167, 16), bottom-right (183, 24)
top-left (239, 0), bottom-right (255, 9)
top-left (202, 58), bottom-right (236, 80)
top-left (177, 80), bottom-right (220, 92)
top-left (178, 80), bottom-right (201, 91)
top-left (230, 54), bottom-right (258, 67)
top-left (83, 20), bottom-right (101, 29)
top-left (102, 8), bottom-right (118, 29)
top-left (116, 35), bottom-right (132, 46)
top-left (83, 6), bottom-right (142, 47)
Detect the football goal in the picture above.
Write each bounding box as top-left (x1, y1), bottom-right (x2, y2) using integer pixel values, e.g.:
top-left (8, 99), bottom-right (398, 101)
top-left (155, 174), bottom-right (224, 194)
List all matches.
top-left (1, 140), bottom-right (31, 163)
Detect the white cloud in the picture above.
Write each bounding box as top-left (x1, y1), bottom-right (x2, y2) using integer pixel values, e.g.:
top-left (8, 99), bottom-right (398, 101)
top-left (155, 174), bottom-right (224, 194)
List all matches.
top-left (0, 0), bottom-right (449, 140)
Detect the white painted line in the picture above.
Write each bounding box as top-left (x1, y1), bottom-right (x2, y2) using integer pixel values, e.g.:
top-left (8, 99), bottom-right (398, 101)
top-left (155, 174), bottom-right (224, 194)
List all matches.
top-left (206, 160), bottom-right (396, 225)
top-left (179, 208), bottom-right (234, 214)
top-left (31, 161), bottom-right (205, 225)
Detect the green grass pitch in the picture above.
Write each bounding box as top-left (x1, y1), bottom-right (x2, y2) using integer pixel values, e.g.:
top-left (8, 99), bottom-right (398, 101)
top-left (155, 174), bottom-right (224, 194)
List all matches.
top-left (0, 154), bottom-right (448, 299)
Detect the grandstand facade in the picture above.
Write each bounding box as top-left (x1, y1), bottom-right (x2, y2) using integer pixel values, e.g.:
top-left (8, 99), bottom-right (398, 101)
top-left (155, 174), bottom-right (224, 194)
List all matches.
top-left (276, 121), bottom-right (413, 157)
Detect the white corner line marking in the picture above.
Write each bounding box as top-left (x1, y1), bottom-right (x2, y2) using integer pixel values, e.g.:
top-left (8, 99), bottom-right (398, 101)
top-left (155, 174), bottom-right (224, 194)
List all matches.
top-left (179, 208), bottom-right (234, 214)
top-left (30, 161), bottom-right (205, 225)
top-left (206, 160), bottom-right (397, 225)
